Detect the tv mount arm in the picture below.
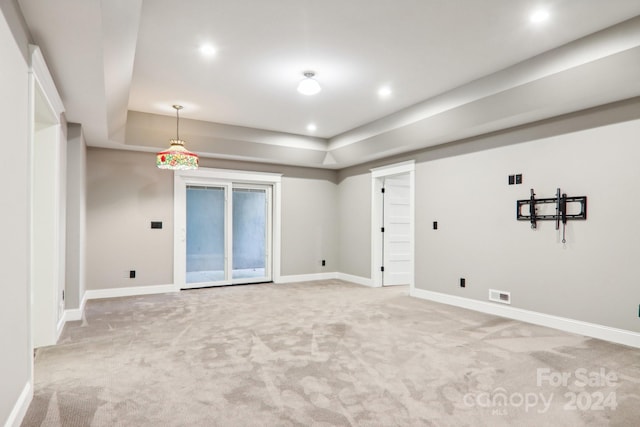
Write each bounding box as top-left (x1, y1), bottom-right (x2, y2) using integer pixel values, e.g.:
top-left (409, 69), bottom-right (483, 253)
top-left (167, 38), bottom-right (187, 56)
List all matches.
top-left (517, 188), bottom-right (587, 243)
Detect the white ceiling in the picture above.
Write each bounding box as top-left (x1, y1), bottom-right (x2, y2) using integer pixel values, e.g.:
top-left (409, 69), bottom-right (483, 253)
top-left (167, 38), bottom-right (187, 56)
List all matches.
top-left (17, 0), bottom-right (640, 169)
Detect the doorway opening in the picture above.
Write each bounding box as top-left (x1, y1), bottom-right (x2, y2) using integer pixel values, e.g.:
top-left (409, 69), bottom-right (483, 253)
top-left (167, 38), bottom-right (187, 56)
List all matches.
top-left (371, 161), bottom-right (415, 288)
top-left (30, 47), bottom-right (66, 349)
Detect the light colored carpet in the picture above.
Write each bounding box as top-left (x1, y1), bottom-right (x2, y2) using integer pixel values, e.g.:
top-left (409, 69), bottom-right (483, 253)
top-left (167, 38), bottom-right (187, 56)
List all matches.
top-left (22, 280), bottom-right (639, 426)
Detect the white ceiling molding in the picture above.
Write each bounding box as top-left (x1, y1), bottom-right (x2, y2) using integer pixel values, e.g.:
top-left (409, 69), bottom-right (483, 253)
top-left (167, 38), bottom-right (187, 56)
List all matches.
top-left (125, 111), bottom-right (329, 168)
top-left (328, 46), bottom-right (640, 168)
top-left (329, 16), bottom-right (640, 152)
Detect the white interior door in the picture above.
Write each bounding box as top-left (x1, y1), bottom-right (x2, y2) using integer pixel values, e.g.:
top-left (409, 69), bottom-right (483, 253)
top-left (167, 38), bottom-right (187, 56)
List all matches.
top-left (383, 174), bottom-right (411, 286)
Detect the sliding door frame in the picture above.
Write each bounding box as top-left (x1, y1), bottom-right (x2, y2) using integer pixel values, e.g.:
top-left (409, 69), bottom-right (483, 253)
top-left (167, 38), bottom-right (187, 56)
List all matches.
top-left (183, 182), bottom-right (230, 288)
top-left (174, 168), bottom-right (282, 290)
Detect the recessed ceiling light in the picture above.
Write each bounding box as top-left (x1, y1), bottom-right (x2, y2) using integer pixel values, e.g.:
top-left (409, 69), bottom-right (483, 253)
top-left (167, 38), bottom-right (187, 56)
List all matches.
top-left (378, 86), bottom-right (392, 98)
top-left (199, 44), bottom-right (217, 57)
top-left (307, 123), bottom-right (317, 132)
top-left (530, 9), bottom-right (550, 23)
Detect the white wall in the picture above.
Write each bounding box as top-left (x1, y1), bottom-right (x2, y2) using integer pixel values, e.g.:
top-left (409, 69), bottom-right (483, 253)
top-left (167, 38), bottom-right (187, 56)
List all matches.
top-left (0, 5), bottom-right (31, 425)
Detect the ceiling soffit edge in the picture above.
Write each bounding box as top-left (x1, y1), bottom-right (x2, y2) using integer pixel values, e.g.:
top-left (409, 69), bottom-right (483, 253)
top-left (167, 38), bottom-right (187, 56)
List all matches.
top-left (328, 15), bottom-right (640, 151)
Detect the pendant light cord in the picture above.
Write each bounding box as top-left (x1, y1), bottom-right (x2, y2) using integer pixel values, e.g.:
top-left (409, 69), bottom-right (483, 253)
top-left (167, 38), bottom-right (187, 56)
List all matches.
top-left (172, 104), bottom-right (183, 141)
top-left (176, 107), bottom-right (180, 140)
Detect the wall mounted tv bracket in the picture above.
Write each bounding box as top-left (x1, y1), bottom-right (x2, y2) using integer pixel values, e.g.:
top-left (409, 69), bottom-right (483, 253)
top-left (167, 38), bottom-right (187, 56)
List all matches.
top-left (517, 188), bottom-right (587, 243)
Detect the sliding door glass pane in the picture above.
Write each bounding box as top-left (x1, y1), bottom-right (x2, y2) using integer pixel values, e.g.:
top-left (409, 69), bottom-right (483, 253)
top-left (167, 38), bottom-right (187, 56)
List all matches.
top-left (186, 186), bottom-right (225, 283)
top-left (232, 188), bottom-right (266, 280)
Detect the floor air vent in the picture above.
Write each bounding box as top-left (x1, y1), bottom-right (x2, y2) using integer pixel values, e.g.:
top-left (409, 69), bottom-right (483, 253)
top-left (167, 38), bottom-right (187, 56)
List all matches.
top-left (489, 289), bottom-right (511, 305)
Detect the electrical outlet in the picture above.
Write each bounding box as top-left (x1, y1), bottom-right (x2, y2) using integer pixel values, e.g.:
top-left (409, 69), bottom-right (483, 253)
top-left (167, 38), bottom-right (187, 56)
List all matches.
top-left (433, 221), bottom-right (438, 230)
top-left (129, 270), bottom-right (136, 279)
top-left (321, 260), bottom-right (326, 266)
top-left (460, 278), bottom-right (466, 288)
top-left (515, 174), bottom-right (523, 184)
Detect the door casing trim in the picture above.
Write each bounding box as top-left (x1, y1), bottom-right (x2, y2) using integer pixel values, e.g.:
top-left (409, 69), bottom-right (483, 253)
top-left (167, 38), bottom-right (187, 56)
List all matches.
top-left (370, 161), bottom-right (415, 289)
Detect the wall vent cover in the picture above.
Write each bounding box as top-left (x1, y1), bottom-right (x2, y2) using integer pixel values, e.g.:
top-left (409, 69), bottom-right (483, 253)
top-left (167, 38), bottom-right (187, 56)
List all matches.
top-left (489, 289), bottom-right (511, 305)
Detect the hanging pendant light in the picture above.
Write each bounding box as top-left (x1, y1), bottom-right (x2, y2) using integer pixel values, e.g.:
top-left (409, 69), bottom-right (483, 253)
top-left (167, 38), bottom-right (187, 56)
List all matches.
top-left (297, 71), bottom-right (322, 96)
top-left (156, 105), bottom-right (199, 170)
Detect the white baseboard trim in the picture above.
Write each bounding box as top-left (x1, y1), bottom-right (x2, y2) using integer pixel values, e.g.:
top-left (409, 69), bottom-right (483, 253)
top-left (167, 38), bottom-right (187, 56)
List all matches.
top-left (4, 381), bottom-right (32, 427)
top-left (64, 307), bottom-right (83, 322)
top-left (335, 273), bottom-right (374, 287)
top-left (55, 294), bottom-right (88, 341)
top-left (84, 284), bottom-right (178, 300)
top-left (275, 272), bottom-right (336, 284)
top-left (274, 272), bottom-right (375, 287)
top-left (410, 288), bottom-right (640, 349)
top-left (56, 312), bottom-right (66, 341)
top-left (64, 291), bottom-right (88, 322)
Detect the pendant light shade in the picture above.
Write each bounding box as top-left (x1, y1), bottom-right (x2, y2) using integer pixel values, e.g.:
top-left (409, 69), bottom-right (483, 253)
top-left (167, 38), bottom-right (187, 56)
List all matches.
top-left (297, 71), bottom-right (322, 96)
top-left (156, 105), bottom-right (199, 170)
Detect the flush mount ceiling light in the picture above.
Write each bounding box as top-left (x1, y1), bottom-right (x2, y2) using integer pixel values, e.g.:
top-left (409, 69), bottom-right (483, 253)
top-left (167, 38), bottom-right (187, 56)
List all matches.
top-left (306, 123), bottom-right (317, 132)
top-left (156, 105), bottom-right (199, 170)
top-left (297, 71), bottom-right (322, 96)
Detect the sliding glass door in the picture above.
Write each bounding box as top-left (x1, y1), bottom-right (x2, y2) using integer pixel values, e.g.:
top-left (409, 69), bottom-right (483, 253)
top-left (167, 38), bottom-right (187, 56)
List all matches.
top-left (232, 187), bottom-right (268, 283)
top-left (186, 186), bottom-right (226, 285)
top-left (181, 182), bottom-right (272, 289)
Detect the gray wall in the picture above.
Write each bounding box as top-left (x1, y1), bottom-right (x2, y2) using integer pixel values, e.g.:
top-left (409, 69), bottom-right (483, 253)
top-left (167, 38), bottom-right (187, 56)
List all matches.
top-left (337, 99), bottom-right (640, 333)
top-left (86, 148), bottom-right (339, 288)
top-left (0, 3), bottom-right (31, 423)
top-left (336, 172), bottom-right (371, 278)
top-left (414, 116), bottom-right (640, 333)
top-left (86, 148), bottom-right (174, 290)
top-left (280, 176), bottom-right (338, 275)
top-left (65, 124), bottom-right (86, 308)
